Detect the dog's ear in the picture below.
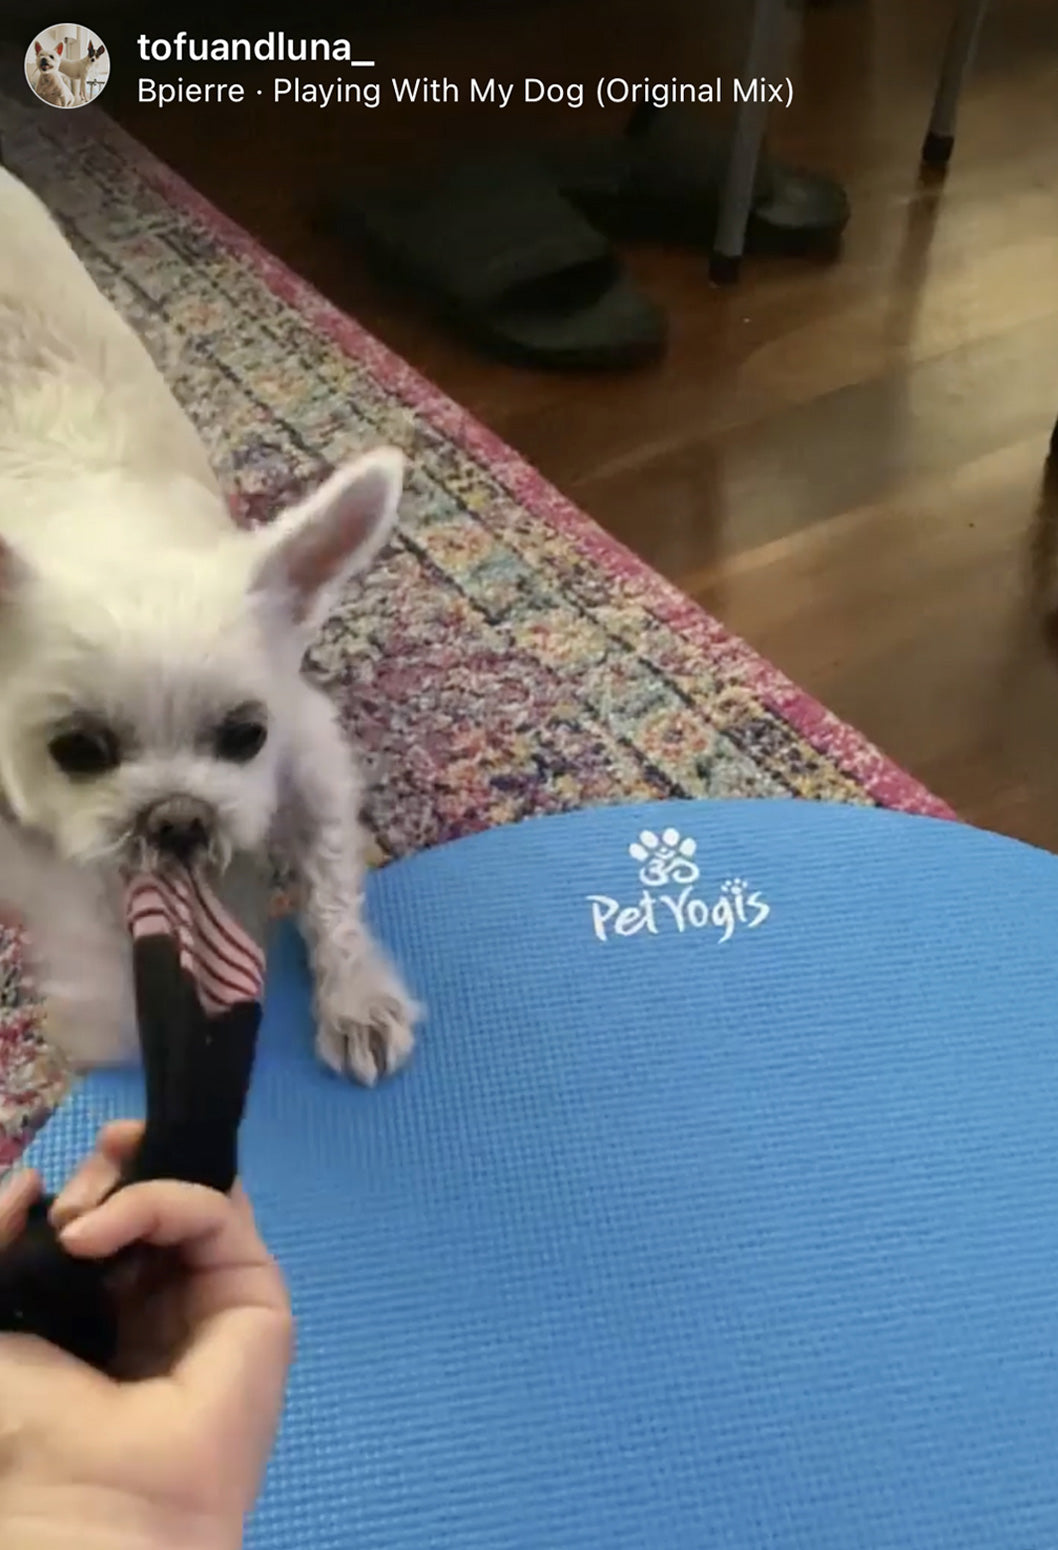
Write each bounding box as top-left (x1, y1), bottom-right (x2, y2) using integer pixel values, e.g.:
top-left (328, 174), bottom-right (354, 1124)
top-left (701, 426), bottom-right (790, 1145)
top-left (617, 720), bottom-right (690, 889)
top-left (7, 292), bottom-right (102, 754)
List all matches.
top-left (249, 448), bottom-right (404, 632)
top-left (34, 41), bottom-right (42, 55)
top-left (54, 41), bottom-right (64, 56)
top-left (94, 44), bottom-right (105, 58)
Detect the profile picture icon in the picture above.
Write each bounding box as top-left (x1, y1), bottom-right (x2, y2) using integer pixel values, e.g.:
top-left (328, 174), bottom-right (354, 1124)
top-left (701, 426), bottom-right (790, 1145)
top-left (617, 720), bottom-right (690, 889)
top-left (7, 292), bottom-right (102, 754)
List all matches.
top-left (25, 25), bottom-right (109, 110)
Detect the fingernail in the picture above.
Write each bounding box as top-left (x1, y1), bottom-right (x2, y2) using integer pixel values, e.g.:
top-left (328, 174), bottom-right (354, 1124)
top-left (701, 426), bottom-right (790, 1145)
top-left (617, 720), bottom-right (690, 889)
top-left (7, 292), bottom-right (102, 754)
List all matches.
top-left (50, 1192), bottom-right (86, 1226)
top-left (58, 1215), bottom-right (92, 1246)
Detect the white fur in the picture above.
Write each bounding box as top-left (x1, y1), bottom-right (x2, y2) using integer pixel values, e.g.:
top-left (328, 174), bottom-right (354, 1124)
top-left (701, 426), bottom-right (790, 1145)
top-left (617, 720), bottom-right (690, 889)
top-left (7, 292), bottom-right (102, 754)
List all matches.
top-left (59, 40), bottom-right (105, 105)
top-left (30, 43), bottom-right (75, 109)
top-left (0, 166), bottom-right (418, 1085)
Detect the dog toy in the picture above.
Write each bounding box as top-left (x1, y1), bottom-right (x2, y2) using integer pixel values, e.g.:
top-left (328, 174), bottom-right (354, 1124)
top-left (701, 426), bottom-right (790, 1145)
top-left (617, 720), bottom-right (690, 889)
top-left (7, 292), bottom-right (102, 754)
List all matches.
top-left (0, 856), bottom-right (268, 1371)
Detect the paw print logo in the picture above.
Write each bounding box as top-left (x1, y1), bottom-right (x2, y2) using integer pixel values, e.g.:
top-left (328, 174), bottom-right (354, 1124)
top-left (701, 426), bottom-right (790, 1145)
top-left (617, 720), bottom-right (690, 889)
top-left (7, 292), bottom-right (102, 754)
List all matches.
top-left (720, 877), bottom-right (770, 931)
top-left (721, 878), bottom-right (749, 921)
top-left (629, 827), bottom-right (700, 888)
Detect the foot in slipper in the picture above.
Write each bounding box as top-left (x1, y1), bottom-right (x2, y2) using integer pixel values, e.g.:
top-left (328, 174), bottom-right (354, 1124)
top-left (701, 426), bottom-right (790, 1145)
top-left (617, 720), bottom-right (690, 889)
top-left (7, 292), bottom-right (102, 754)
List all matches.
top-left (320, 155), bottom-right (666, 372)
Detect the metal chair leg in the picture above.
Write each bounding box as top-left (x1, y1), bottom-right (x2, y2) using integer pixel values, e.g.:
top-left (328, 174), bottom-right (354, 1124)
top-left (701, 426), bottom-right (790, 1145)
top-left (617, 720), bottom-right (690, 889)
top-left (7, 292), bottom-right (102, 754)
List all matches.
top-left (922, 0), bottom-right (991, 167)
top-left (709, 0), bottom-right (793, 283)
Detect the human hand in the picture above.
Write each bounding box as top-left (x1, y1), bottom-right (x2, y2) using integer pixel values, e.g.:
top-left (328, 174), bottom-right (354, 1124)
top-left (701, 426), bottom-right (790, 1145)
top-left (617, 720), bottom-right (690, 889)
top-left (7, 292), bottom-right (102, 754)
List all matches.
top-left (0, 1121), bottom-right (293, 1550)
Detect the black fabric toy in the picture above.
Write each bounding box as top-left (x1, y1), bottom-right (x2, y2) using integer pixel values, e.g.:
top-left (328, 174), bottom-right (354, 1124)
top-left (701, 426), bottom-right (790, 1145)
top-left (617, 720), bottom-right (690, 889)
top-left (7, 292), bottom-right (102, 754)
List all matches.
top-left (0, 857), bottom-right (269, 1372)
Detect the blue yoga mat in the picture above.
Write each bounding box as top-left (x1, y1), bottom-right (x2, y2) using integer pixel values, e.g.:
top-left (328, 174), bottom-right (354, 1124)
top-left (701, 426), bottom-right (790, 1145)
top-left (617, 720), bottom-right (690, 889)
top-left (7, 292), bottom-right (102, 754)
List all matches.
top-left (23, 798), bottom-right (1058, 1549)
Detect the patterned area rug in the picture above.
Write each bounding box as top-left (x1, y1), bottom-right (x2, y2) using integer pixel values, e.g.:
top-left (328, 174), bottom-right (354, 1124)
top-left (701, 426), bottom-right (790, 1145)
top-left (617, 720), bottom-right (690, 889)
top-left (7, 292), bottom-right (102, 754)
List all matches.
top-left (0, 92), bottom-right (953, 1166)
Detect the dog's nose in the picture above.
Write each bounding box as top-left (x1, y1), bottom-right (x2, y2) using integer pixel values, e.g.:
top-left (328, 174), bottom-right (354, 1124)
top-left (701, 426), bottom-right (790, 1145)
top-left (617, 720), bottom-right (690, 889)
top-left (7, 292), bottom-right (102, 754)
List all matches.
top-left (140, 796), bottom-right (214, 862)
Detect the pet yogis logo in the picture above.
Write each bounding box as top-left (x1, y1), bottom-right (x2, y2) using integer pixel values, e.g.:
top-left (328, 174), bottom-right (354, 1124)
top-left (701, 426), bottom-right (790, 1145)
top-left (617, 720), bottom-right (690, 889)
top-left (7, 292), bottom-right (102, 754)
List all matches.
top-left (587, 827), bottom-right (770, 944)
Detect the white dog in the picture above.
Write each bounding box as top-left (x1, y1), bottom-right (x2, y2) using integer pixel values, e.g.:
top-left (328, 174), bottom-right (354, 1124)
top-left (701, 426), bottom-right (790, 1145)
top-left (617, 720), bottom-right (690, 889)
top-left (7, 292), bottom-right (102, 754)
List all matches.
top-left (30, 42), bottom-right (75, 108)
top-left (60, 40), bottom-right (106, 105)
top-left (0, 167), bottom-right (418, 1085)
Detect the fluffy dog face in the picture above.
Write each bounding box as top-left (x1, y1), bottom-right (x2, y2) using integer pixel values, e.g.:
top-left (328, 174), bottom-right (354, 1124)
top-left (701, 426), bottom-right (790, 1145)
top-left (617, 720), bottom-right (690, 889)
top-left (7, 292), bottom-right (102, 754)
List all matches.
top-left (33, 41), bottom-right (64, 74)
top-left (0, 450), bottom-right (403, 870)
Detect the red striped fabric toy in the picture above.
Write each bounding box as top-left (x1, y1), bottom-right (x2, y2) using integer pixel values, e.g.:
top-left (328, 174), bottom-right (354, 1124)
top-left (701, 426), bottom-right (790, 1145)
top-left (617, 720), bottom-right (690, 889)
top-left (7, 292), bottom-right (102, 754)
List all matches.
top-left (0, 858), bottom-right (268, 1370)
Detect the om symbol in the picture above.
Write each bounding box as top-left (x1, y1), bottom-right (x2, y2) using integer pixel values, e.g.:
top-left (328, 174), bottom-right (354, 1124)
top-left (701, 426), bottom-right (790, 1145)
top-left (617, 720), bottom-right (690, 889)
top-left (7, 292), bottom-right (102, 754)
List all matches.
top-left (627, 828), bottom-right (701, 888)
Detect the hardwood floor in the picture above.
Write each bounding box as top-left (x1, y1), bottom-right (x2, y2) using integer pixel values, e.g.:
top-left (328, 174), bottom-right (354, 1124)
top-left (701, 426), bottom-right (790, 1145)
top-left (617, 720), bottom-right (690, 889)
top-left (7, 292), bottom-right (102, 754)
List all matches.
top-left (49, 0), bottom-right (1058, 843)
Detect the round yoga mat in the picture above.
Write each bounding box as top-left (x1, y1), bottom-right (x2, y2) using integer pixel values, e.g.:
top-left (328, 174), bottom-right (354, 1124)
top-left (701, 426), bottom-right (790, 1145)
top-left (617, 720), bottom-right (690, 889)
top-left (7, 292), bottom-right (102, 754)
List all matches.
top-left (25, 799), bottom-right (1058, 1549)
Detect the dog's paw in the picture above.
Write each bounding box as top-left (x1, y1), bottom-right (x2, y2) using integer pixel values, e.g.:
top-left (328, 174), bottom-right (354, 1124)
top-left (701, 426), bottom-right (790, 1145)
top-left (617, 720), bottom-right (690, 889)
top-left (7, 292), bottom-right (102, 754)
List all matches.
top-left (315, 961), bottom-right (418, 1086)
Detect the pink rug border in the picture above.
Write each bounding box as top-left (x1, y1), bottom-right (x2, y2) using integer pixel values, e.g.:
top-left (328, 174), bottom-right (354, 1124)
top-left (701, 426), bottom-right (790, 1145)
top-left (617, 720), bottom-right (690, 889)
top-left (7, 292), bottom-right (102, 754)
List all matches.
top-left (82, 110), bottom-right (953, 821)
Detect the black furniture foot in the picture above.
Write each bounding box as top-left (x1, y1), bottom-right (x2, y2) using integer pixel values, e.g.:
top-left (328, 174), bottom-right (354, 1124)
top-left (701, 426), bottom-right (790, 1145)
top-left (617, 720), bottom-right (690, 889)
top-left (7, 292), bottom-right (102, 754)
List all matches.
top-left (921, 131), bottom-right (955, 168)
top-left (709, 251), bottom-right (742, 285)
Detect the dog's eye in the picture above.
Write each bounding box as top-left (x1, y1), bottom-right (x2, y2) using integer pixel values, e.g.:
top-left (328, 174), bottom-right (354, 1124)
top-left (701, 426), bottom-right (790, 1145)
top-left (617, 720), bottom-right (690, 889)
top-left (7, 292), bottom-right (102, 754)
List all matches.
top-left (48, 724), bottom-right (121, 778)
top-left (214, 711), bottom-right (268, 763)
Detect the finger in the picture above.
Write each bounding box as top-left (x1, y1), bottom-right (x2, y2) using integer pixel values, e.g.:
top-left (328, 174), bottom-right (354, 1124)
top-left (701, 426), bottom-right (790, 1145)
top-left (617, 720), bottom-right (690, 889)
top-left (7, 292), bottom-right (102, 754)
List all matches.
top-left (95, 1118), bottom-right (147, 1159)
top-left (49, 1119), bottom-right (145, 1227)
top-left (0, 1168), bottom-right (42, 1246)
top-left (58, 1177), bottom-right (278, 1284)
